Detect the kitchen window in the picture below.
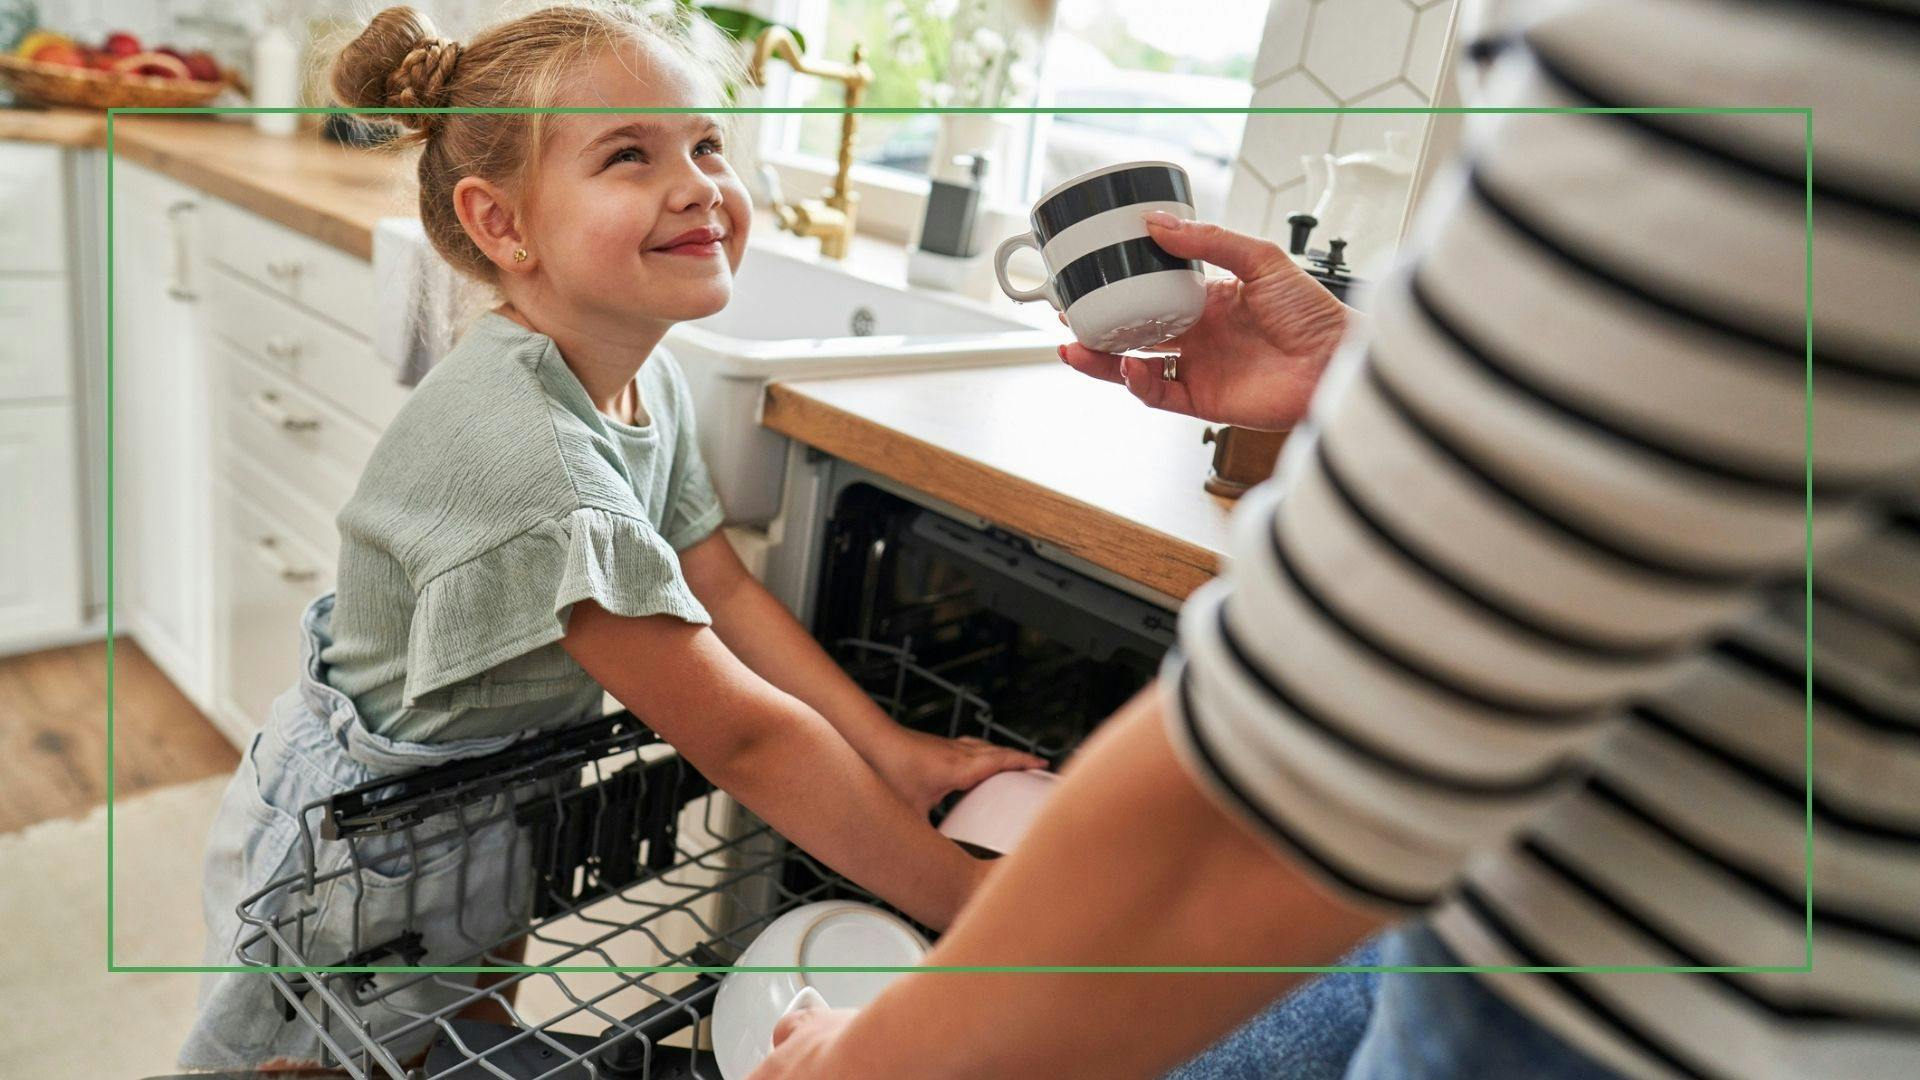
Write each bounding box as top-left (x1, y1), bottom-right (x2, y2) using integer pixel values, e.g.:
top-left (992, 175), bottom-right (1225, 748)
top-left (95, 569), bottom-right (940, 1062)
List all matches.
top-left (755, 0), bottom-right (1261, 238)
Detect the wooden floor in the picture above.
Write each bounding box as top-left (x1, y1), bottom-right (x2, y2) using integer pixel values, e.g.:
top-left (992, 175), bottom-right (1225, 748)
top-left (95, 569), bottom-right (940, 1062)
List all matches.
top-left (0, 637), bottom-right (237, 834)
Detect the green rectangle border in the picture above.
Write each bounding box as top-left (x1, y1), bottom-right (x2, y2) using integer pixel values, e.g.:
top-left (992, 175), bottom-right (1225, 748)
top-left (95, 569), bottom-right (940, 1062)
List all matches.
top-left (103, 104), bottom-right (1817, 976)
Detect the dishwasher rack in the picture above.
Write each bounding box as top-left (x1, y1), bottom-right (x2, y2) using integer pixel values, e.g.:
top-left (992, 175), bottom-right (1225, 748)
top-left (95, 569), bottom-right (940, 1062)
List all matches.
top-left (235, 636), bottom-right (1055, 1080)
top-left (242, 482), bottom-right (1174, 1079)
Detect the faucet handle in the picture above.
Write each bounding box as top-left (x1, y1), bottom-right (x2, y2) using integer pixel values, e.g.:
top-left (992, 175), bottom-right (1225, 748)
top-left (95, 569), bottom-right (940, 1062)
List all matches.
top-left (755, 163), bottom-right (786, 208)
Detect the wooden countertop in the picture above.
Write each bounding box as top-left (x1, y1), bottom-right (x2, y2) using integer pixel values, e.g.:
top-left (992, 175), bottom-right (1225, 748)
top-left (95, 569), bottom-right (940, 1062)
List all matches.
top-left (764, 364), bottom-right (1237, 601)
top-left (2, 107), bottom-right (415, 259)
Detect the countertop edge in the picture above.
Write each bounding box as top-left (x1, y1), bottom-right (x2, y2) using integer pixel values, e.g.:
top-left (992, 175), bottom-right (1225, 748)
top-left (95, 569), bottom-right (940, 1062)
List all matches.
top-left (2, 110), bottom-right (386, 258)
top-left (762, 381), bottom-right (1219, 602)
top-left (0, 108), bottom-right (106, 147)
top-left (107, 129), bottom-right (379, 259)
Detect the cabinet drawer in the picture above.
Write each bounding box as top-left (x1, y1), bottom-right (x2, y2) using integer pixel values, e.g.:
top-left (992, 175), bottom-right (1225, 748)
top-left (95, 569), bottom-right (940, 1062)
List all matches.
top-left (0, 143), bottom-right (67, 274)
top-left (203, 197), bottom-right (374, 338)
top-left (225, 448), bottom-right (341, 568)
top-left (0, 276), bottom-right (74, 401)
top-left (214, 478), bottom-right (334, 732)
top-left (206, 266), bottom-right (410, 430)
top-left (215, 341), bottom-right (376, 521)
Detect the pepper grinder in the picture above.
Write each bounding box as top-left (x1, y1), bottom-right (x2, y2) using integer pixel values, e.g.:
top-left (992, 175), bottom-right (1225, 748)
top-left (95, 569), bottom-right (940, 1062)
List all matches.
top-left (1202, 426), bottom-right (1290, 498)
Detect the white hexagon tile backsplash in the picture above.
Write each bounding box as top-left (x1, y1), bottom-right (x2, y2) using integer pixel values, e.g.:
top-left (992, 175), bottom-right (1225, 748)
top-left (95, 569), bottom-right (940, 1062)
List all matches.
top-left (1224, 0), bottom-right (1461, 280)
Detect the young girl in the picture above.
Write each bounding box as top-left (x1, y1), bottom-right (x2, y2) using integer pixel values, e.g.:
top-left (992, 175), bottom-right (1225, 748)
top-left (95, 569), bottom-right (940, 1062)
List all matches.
top-left (180, 2), bottom-right (1040, 1070)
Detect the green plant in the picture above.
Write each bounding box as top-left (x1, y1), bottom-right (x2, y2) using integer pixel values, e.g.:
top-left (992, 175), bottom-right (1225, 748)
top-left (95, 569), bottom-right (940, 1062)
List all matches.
top-left (675, 1), bottom-right (804, 53)
top-left (888, 0), bottom-right (1036, 109)
top-left (669, 1), bottom-right (806, 102)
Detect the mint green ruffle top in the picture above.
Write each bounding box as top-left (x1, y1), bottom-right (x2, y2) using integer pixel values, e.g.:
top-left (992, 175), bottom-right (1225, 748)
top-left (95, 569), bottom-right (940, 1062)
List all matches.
top-left (318, 311), bottom-right (725, 743)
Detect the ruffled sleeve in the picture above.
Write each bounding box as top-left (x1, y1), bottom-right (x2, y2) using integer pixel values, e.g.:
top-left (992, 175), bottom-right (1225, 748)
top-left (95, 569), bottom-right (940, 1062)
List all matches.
top-left (400, 505), bottom-right (710, 709)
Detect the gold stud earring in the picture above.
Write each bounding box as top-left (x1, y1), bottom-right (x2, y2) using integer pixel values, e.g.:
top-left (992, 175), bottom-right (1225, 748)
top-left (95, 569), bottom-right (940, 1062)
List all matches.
top-left (512, 247), bottom-right (528, 263)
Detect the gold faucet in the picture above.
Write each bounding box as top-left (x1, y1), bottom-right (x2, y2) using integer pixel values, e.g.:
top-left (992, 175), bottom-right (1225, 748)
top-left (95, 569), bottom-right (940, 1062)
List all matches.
top-left (748, 25), bottom-right (873, 260)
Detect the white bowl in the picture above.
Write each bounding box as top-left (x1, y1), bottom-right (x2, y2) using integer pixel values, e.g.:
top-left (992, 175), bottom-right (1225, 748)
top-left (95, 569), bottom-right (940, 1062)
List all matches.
top-left (712, 900), bottom-right (931, 1079)
top-left (936, 768), bottom-right (1061, 857)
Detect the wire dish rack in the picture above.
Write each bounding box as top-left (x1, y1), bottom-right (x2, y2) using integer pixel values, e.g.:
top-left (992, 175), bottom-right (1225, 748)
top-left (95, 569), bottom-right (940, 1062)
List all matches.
top-left (233, 636), bottom-right (1064, 1080)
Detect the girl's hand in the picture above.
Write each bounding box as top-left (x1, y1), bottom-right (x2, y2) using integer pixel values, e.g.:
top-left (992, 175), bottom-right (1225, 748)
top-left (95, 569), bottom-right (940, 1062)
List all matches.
top-left (1059, 211), bottom-right (1356, 432)
top-left (871, 728), bottom-right (1047, 817)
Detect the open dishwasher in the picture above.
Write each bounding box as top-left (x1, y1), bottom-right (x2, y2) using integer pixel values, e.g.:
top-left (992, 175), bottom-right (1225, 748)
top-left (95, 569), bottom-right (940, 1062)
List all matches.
top-left (237, 475), bottom-right (1176, 1079)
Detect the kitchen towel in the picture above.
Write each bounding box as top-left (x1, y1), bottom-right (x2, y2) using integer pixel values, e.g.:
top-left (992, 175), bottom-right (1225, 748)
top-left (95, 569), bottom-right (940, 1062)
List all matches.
top-left (373, 216), bottom-right (461, 387)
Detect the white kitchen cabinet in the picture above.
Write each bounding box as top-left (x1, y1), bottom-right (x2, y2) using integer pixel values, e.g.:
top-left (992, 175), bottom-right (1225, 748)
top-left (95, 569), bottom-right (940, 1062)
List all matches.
top-left (0, 142), bottom-right (68, 274)
top-left (0, 403), bottom-right (84, 650)
top-left (111, 159), bottom-right (214, 708)
top-left (0, 142), bottom-right (84, 654)
top-left (0, 277), bottom-right (76, 401)
top-left (200, 196), bottom-right (380, 740)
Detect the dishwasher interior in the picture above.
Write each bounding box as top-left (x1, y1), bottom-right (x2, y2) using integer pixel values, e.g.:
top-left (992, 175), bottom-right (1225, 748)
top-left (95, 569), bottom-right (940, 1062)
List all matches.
top-left (239, 480), bottom-right (1175, 1079)
top-left (814, 481), bottom-right (1174, 765)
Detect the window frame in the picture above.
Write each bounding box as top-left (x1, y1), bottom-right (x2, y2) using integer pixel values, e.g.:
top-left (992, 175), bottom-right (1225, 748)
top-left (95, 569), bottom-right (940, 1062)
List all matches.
top-left (751, 0), bottom-right (1052, 241)
top-left (749, 0), bottom-right (1255, 244)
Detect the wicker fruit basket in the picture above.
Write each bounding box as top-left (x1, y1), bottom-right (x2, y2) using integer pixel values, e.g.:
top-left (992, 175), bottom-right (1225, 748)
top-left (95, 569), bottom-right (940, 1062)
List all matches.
top-left (0, 53), bottom-right (235, 110)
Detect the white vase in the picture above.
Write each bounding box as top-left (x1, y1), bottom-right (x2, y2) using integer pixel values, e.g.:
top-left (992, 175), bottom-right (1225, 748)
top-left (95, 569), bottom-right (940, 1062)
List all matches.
top-left (251, 24), bottom-right (299, 137)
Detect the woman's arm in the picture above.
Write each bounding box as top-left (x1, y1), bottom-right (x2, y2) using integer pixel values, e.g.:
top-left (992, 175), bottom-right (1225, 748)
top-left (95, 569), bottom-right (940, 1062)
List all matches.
top-left (750, 685), bottom-right (1386, 1080)
top-left (677, 531), bottom-right (1043, 813)
top-left (561, 598), bottom-right (985, 929)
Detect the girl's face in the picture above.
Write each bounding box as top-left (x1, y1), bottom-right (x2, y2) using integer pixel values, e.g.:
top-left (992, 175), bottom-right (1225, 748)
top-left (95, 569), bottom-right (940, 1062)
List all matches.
top-left (522, 41), bottom-right (751, 328)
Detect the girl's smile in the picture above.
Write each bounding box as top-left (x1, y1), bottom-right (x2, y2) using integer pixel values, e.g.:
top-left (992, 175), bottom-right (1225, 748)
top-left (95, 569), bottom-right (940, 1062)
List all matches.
top-left (648, 224), bottom-right (727, 258)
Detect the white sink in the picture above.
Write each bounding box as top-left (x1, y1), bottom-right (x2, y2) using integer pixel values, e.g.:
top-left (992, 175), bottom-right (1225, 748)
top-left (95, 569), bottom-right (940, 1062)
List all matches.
top-left (668, 243), bottom-right (1055, 525)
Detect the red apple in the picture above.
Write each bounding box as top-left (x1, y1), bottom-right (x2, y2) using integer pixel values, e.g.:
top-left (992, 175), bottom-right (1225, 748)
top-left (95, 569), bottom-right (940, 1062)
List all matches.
top-left (181, 50), bottom-right (220, 82)
top-left (103, 31), bottom-right (142, 57)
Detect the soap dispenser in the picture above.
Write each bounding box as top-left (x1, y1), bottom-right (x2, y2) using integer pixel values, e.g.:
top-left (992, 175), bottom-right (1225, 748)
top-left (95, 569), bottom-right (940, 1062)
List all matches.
top-left (917, 152), bottom-right (989, 258)
top-left (906, 153), bottom-right (997, 296)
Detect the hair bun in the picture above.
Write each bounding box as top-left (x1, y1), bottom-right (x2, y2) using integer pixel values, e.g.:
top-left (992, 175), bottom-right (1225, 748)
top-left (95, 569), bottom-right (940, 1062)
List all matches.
top-left (330, 6), bottom-right (463, 136)
top-left (388, 37), bottom-right (462, 113)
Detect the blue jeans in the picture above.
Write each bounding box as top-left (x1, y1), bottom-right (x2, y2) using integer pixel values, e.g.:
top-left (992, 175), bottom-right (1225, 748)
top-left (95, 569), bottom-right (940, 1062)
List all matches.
top-left (1171, 923), bottom-right (1621, 1079)
top-left (1164, 938), bottom-right (1381, 1080)
top-left (180, 594), bottom-right (575, 1070)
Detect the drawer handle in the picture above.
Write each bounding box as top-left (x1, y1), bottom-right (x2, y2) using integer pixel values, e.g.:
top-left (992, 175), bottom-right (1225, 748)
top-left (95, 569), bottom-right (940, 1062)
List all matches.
top-left (264, 336), bottom-right (303, 362)
top-left (166, 199), bottom-right (198, 302)
top-left (266, 258), bottom-right (305, 282)
top-left (252, 536), bottom-right (317, 584)
top-left (250, 391), bottom-right (319, 433)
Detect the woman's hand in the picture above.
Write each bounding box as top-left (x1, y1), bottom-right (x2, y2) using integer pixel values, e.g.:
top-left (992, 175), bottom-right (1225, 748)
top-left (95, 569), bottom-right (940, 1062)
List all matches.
top-left (748, 1005), bottom-right (861, 1080)
top-left (1059, 211), bottom-right (1356, 431)
top-left (871, 728), bottom-right (1047, 817)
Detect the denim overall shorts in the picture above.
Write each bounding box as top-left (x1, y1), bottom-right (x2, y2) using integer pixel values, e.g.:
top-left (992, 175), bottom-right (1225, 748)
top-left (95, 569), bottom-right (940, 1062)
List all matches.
top-left (178, 593), bottom-right (584, 1071)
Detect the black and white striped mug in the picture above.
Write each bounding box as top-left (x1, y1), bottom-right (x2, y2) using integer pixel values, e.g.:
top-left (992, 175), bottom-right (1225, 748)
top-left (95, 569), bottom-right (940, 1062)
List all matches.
top-left (993, 161), bottom-right (1206, 354)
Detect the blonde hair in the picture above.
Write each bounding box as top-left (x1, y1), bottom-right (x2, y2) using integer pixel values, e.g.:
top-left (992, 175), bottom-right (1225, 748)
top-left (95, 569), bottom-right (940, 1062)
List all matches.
top-left (329, 1), bottom-right (746, 282)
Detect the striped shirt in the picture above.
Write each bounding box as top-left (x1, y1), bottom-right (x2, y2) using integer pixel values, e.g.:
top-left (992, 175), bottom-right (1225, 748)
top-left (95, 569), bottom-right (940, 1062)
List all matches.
top-left (1161, 1), bottom-right (1920, 1077)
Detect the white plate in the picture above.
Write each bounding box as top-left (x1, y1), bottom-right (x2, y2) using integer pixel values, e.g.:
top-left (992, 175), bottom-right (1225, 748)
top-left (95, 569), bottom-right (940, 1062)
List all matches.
top-left (712, 901), bottom-right (931, 1079)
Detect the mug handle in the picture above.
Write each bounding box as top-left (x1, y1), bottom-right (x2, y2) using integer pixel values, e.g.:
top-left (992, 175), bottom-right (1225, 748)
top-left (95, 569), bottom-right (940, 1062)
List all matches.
top-left (993, 233), bottom-right (1053, 305)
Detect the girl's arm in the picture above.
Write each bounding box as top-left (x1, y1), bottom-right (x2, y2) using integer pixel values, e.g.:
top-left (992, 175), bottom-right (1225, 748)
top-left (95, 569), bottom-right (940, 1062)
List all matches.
top-left (561, 597), bottom-right (986, 930)
top-left (677, 531), bottom-right (1042, 813)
